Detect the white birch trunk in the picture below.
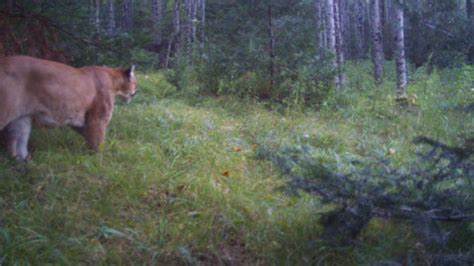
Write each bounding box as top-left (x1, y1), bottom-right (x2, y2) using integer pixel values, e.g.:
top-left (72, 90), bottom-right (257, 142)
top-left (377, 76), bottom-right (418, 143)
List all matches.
top-left (268, 4), bottom-right (275, 95)
top-left (371, 0), bottom-right (384, 85)
top-left (185, 0), bottom-right (194, 58)
top-left (314, 0), bottom-right (324, 50)
top-left (394, 1), bottom-right (407, 99)
top-left (198, 0), bottom-right (206, 49)
top-left (321, 0), bottom-right (328, 48)
top-left (325, 0), bottom-right (338, 89)
top-left (334, 0), bottom-right (345, 88)
top-left (192, 0), bottom-right (198, 43)
top-left (165, 0), bottom-right (182, 68)
top-left (382, 0), bottom-right (393, 60)
top-left (339, 0), bottom-right (349, 58)
top-left (355, 0), bottom-right (365, 58)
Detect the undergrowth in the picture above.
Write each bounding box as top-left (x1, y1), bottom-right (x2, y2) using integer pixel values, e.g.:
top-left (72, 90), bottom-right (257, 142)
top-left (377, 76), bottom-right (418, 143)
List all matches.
top-left (0, 61), bottom-right (472, 264)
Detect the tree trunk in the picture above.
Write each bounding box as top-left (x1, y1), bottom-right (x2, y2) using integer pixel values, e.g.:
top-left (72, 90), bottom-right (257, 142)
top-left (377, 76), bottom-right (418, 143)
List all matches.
top-left (334, 0), bottom-right (345, 88)
top-left (123, 0), bottom-right (132, 32)
top-left (90, 0), bottom-right (100, 32)
top-left (321, 0), bottom-right (327, 48)
top-left (267, 4), bottom-right (275, 97)
top-left (355, 0), bottom-right (365, 58)
top-left (165, 0), bottom-right (181, 68)
top-left (468, 0), bottom-right (474, 62)
top-left (95, 0), bottom-right (100, 31)
top-left (184, 0), bottom-right (197, 59)
top-left (89, 0), bottom-right (93, 25)
top-left (106, 0), bottom-right (116, 36)
top-left (314, 0), bottom-right (324, 50)
top-left (192, 0), bottom-right (198, 44)
top-left (371, 0), bottom-right (384, 85)
top-left (394, 1), bottom-right (407, 100)
top-left (199, 0), bottom-right (206, 49)
top-left (468, 0), bottom-right (473, 20)
top-left (325, 0), bottom-right (338, 89)
top-left (382, 0), bottom-right (393, 60)
top-left (151, 0), bottom-right (163, 45)
top-left (411, 0), bottom-right (424, 66)
top-left (339, 0), bottom-right (349, 58)
top-left (185, 0), bottom-right (192, 58)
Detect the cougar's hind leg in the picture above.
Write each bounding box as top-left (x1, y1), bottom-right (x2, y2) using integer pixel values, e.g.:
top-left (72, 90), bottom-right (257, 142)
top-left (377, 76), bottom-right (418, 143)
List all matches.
top-left (6, 131), bottom-right (18, 158)
top-left (6, 116), bottom-right (32, 161)
top-left (16, 117), bottom-right (32, 161)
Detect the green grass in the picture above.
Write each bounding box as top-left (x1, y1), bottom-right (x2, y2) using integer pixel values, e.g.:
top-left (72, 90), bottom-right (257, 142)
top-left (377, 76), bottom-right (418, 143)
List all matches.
top-left (0, 62), bottom-right (472, 264)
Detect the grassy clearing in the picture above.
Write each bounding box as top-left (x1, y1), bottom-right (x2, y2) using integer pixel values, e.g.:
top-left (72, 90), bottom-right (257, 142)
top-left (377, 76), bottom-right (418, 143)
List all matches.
top-left (0, 62), bottom-right (472, 264)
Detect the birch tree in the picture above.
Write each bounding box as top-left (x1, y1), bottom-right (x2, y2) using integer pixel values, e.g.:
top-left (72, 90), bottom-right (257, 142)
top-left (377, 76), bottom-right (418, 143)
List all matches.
top-left (268, 4), bottom-right (275, 94)
top-left (334, 0), bottom-right (345, 87)
top-left (165, 0), bottom-right (182, 68)
top-left (320, 0), bottom-right (328, 49)
top-left (198, 0), bottom-right (206, 49)
top-left (371, 0), bottom-right (384, 85)
top-left (382, 0), bottom-right (393, 59)
top-left (314, 0), bottom-right (324, 50)
top-left (185, 0), bottom-right (192, 57)
top-left (184, 0), bottom-right (198, 59)
top-left (339, 0), bottom-right (349, 57)
top-left (325, 0), bottom-right (338, 89)
top-left (191, 0), bottom-right (198, 44)
top-left (354, 0), bottom-right (366, 58)
top-left (394, 0), bottom-right (408, 100)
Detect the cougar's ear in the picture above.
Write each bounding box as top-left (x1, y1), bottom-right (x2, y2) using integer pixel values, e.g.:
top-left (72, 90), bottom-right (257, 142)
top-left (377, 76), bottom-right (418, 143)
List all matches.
top-left (125, 65), bottom-right (136, 79)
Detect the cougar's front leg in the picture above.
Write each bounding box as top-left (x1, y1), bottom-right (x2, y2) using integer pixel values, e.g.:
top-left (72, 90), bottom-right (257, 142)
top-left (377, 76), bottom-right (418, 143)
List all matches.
top-left (6, 116), bottom-right (32, 161)
top-left (82, 100), bottom-right (113, 152)
top-left (84, 119), bottom-right (108, 152)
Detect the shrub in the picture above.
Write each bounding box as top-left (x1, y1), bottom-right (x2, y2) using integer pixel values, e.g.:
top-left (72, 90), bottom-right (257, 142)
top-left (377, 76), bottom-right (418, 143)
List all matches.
top-left (257, 136), bottom-right (474, 264)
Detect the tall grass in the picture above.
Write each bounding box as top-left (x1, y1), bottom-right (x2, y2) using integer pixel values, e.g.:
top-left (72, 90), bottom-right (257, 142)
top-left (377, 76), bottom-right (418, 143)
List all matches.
top-left (0, 62), bottom-right (472, 264)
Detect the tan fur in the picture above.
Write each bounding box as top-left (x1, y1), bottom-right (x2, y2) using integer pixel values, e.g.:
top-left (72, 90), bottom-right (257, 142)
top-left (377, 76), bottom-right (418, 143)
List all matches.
top-left (0, 55), bottom-right (138, 160)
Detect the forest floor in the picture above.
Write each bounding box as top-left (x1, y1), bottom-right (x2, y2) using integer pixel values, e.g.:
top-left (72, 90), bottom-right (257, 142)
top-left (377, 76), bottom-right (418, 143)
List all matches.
top-left (0, 62), bottom-right (472, 264)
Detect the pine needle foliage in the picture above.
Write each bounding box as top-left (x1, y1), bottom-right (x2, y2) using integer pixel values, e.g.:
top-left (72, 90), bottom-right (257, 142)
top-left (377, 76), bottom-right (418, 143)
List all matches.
top-left (257, 135), bottom-right (474, 264)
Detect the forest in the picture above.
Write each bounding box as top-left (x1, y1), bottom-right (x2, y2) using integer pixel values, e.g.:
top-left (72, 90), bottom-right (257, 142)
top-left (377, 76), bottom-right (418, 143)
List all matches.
top-left (0, 0), bottom-right (473, 264)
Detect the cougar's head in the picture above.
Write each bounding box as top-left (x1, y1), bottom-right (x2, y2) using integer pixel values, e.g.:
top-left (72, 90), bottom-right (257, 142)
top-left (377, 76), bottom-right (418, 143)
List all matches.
top-left (118, 65), bottom-right (138, 104)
